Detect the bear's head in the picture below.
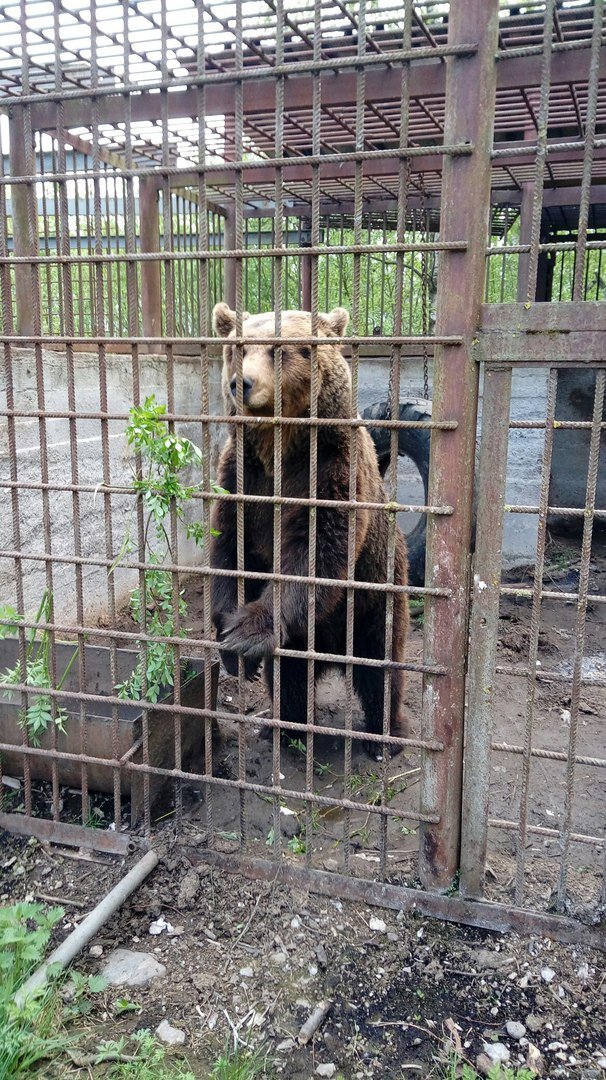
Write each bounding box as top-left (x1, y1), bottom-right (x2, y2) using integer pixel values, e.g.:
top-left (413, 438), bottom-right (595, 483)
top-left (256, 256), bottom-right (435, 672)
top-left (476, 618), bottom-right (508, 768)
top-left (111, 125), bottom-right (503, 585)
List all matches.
top-left (212, 303), bottom-right (351, 419)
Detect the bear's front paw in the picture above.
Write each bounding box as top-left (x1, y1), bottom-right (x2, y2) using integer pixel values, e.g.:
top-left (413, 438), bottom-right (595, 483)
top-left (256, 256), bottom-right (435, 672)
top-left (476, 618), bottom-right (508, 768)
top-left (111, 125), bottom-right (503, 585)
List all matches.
top-left (220, 602), bottom-right (275, 672)
top-left (214, 611), bottom-right (259, 679)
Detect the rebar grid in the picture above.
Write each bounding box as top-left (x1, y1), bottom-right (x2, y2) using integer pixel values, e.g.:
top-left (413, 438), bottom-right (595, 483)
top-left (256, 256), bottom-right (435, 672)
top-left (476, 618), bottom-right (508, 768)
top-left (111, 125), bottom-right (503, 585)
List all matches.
top-left (0, 0), bottom-right (605, 939)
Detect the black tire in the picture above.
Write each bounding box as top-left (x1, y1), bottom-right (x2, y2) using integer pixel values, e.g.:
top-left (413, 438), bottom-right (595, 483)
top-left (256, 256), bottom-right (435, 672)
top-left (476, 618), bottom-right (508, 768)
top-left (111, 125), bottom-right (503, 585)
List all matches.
top-left (362, 399), bottom-right (432, 587)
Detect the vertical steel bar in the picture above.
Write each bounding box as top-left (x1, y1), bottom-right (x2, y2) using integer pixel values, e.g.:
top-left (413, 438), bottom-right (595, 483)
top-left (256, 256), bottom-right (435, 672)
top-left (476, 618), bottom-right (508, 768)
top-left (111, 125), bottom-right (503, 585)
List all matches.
top-left (196, 0), bottom-right (215, 845)
top-left (90, 0), bottom-right (121, 828)
top-left (572, 0), bottom-right (604, 301)
top-left (419, 0), bottom-right (500, 891)
top-left (8, 109), bottom-right (35, 338)
top-left (556, 370), bottom-right (605, 907)
top-left (140, 177), bottom-right (163, 338)
top-left (234, 0), bottom-right (248, 849)
top-left (53, 10), bottom-right (89, 825)
top-left (525, 0), bottom-right (555, 301)
top-left (515, 369), bottom-right (558, 905)
top-left (272, 0), bottom-right (285, 861)
top-left (460, 362), bottom-right (512, 898)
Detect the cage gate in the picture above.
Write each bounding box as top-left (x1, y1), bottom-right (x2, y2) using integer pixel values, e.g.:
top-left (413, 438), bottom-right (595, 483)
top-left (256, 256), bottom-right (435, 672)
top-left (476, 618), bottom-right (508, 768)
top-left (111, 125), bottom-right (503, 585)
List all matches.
top-left (0, 1), bottom-right (605, 948)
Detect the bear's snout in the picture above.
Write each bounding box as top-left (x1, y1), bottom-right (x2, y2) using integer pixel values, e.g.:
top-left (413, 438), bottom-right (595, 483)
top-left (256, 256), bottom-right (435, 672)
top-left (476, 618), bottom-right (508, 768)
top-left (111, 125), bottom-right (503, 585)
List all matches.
top-left (229, 374), bottom-right (255, 404)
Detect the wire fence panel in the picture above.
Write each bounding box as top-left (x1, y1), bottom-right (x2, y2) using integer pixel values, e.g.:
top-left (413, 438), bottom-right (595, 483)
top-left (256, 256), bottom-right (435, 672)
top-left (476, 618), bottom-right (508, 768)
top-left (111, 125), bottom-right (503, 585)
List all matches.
top-left (0, 1), bottom-right (604, 942)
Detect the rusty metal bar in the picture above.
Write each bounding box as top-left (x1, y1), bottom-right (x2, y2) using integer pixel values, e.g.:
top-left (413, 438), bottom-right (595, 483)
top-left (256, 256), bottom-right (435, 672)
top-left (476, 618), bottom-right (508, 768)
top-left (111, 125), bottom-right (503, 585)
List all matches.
top-left (419, 0), bottom-right (500, 892)
top-left (0, 812), bottom-right (138, 855)
top-left (139, 176), bottom-right (163, 338)
top-left (187, 849), bottom-right (606, 952)
top-left (23, 41), bottom-right (606, 130)
top-left (460, 362), bottom-right (513, 899)
top-left (515, 370), bottom-right (559, 906)
top-left (556, 369), bottom-right (605, 909)
top-left (7, 109), bottom-right (35, 337)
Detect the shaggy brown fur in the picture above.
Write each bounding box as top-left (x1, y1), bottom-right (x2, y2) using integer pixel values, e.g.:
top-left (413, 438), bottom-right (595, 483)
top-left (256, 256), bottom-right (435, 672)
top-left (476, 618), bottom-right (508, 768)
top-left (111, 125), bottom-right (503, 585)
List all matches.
top-left (210, 303), bottom-right (409, 741)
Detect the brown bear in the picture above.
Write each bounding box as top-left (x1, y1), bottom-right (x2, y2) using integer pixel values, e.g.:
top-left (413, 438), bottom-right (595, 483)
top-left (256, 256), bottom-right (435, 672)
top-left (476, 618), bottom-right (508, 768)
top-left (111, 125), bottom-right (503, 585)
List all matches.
top-left (210, 303), bottom-right (409, 746)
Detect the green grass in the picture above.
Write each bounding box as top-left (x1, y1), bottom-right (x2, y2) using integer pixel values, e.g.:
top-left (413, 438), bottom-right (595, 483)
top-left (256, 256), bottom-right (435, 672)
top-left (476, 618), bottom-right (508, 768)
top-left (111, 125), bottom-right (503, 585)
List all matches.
top-left (0, 901), bottom-right (270, 1079)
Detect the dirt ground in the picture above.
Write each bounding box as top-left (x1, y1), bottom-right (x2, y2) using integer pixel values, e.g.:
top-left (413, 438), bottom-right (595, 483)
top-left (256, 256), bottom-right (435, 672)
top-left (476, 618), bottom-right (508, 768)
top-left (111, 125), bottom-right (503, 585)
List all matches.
top-left (1, 829), bottom-right (605, 1079)
top-left (1, 536), bottom-right (605, 1077)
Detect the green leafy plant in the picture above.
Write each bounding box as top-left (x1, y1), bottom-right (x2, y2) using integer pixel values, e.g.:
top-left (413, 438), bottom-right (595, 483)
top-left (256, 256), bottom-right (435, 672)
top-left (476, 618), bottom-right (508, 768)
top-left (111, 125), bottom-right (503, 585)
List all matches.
top-left (116, 395), bottom-right (226, 703)
top-left (210, 1040), bottom-right (269, 1080)
top-left (0, 591), bottom-right (78, 746)
top-left (287, 835), bottom-right (306, 855)
top-left (0, 902), bottom-right (69, 1078)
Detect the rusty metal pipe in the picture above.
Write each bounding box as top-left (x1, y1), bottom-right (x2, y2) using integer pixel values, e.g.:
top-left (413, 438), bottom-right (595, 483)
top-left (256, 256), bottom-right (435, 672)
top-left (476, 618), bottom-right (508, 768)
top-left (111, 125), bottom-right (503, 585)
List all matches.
top-left (14, 849), bottom-right (159, 1006)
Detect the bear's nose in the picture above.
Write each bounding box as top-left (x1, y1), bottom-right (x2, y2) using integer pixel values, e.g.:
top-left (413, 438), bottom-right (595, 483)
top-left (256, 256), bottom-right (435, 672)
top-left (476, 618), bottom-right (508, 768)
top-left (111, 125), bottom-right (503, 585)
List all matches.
top-left (230, 374), bottom-right (255, 403)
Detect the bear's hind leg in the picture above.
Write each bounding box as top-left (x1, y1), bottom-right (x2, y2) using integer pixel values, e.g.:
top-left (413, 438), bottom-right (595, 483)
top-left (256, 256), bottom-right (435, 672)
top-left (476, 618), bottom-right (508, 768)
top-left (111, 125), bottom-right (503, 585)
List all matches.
top-left (263, 654), bottom-right (309, 741)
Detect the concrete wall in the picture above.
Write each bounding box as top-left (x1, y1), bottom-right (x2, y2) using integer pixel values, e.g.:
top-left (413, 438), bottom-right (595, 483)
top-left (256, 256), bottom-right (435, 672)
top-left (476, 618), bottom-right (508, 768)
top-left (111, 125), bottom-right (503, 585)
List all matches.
top-left (1, 346), bottom-right (554, 624)
top-left (0, 347), bottom-right (224, 622)
top-left (358, 357), bottom-right (549, 571)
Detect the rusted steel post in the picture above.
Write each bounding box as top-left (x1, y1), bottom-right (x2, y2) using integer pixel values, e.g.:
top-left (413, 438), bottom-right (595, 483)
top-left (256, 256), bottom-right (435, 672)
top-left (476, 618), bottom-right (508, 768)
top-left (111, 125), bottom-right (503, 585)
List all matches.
top-left (301, 218), bottom-right (312, 309)
top-left (139, 176), bottom-right (163, 338)
top-left (460, 362), bottom-right (512, 897)
top-left (223, 204), bottom-right (237, 308)
top-left (8, 107), bottom-right (36, 337)
top-left (419, 0), bottom-right (500, 891)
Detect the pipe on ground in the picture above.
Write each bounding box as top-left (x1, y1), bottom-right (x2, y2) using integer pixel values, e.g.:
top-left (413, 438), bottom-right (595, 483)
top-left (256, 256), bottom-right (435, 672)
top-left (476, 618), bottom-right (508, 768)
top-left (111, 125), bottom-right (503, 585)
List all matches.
top-left (15, 847), bottom-right (159, 1006)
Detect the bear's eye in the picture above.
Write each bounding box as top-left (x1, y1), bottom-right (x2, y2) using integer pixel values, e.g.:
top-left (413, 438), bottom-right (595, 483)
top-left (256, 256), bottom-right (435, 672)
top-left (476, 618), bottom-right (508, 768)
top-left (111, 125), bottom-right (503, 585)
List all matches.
top-left (300, 346), bottom-right (311, 361)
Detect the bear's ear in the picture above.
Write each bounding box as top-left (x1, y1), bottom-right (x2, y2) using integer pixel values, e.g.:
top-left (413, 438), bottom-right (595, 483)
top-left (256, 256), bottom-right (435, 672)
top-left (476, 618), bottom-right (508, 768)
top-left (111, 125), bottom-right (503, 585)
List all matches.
top-left (213, 302), bottom-right (236, 337)
top-left (319, 307), bottom-right (350, 337)
top-left (212, 303), bottom-right (251, 336)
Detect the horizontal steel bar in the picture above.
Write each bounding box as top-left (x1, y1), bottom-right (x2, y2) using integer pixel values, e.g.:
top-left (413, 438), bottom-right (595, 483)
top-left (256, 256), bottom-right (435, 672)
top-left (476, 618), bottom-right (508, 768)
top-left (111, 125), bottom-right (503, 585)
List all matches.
top-left (0, 409), bottom-right (458, 432)
top-left (500, 585), bottom-right (606, 604)
top-left (491, 742), bottom-right (606, 768)
top-left (492, 136), bottom-right (606, 160)
top-left (187, 850), bottom-right (606, 951)
top-left (26, 46), bottom-right (603, 130)
top-left (489, 817), bottom-right (604, 847)
top-left (488, 241), bottom-right (606, 255)
top-left (0, 812), bottom-right (138, 854)
top-left (0, 144), bottom-right (473, 186)
top-left (505, 505), bottom-right (606, 519)
top-left (496, 663), bottom-right (606, 688)
top-left (510, 421), bottom-right (606, 430)
top-left (496, 37), bottom-right (606, 61)
top-left (0, 554), bottom-right (451, 598)
top-left (0, 241), bottom-right (468, 264)
top-left (0, 744), bottom-right (440, 823)
top-left (0, 482), bottom-right (454, 517)
top-left (0, 43), bottom-right (479, 108)
top-left (0, 334), bottom-right (463, 349)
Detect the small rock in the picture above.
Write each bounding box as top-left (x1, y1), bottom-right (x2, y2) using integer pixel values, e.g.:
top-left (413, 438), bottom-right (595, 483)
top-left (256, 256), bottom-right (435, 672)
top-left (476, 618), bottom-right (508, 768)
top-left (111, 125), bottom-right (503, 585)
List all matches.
top-left (525, 1014), bottom-right (543, 1033)
top-left (192, 972), bottom-right (216, 992)
top-left (101, 949), bottom-right (166, 988)
top-left (576, 963), bottom-right (590, 981)
top-left (505, 1021), bottom-right (526, 1041)
top-left (290, 916), bottom-right (302, 930)
top-left (276, 1038), bottom-right (295, 1053)
top-left (316, 944), bottom-right (328, 967)
top-left (156, 1020), bottom-right (186, 1046)
top-left (541, 966), bottom-right (556, 984)
top-left (387, 932), bottom-right (398, 943)
top-left (369, 917), bottom-right (387, 933)
top-left (315, 1065), bottom-right (336, 1078)
top-left (547, 1041), bottom-right (567, 1052)
top-left (475, 949), bottom-right (514, 971)
top-left (272, 951), bottom-right (288, 965)
top-left (526, 1043), bottom-right (545, 1076)
top-left (483, 1042), bottom-right (510, 1064)
top-left (178, 868), bottom-right (201, 909)
top-left (240, 967), bottom-right (254, 978)
top-left (475, 1054), bottom-right (495, 1078)
top-left (323, 858), bottom-right (339, 873)
top-left (89, 945), bottom-right (103, 958)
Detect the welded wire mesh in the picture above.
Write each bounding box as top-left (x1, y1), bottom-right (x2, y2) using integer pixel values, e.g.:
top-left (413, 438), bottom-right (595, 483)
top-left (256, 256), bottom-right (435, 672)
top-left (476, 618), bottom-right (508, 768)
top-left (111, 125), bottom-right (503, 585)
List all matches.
top-left (0, 0), bottom-right (604, 936)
